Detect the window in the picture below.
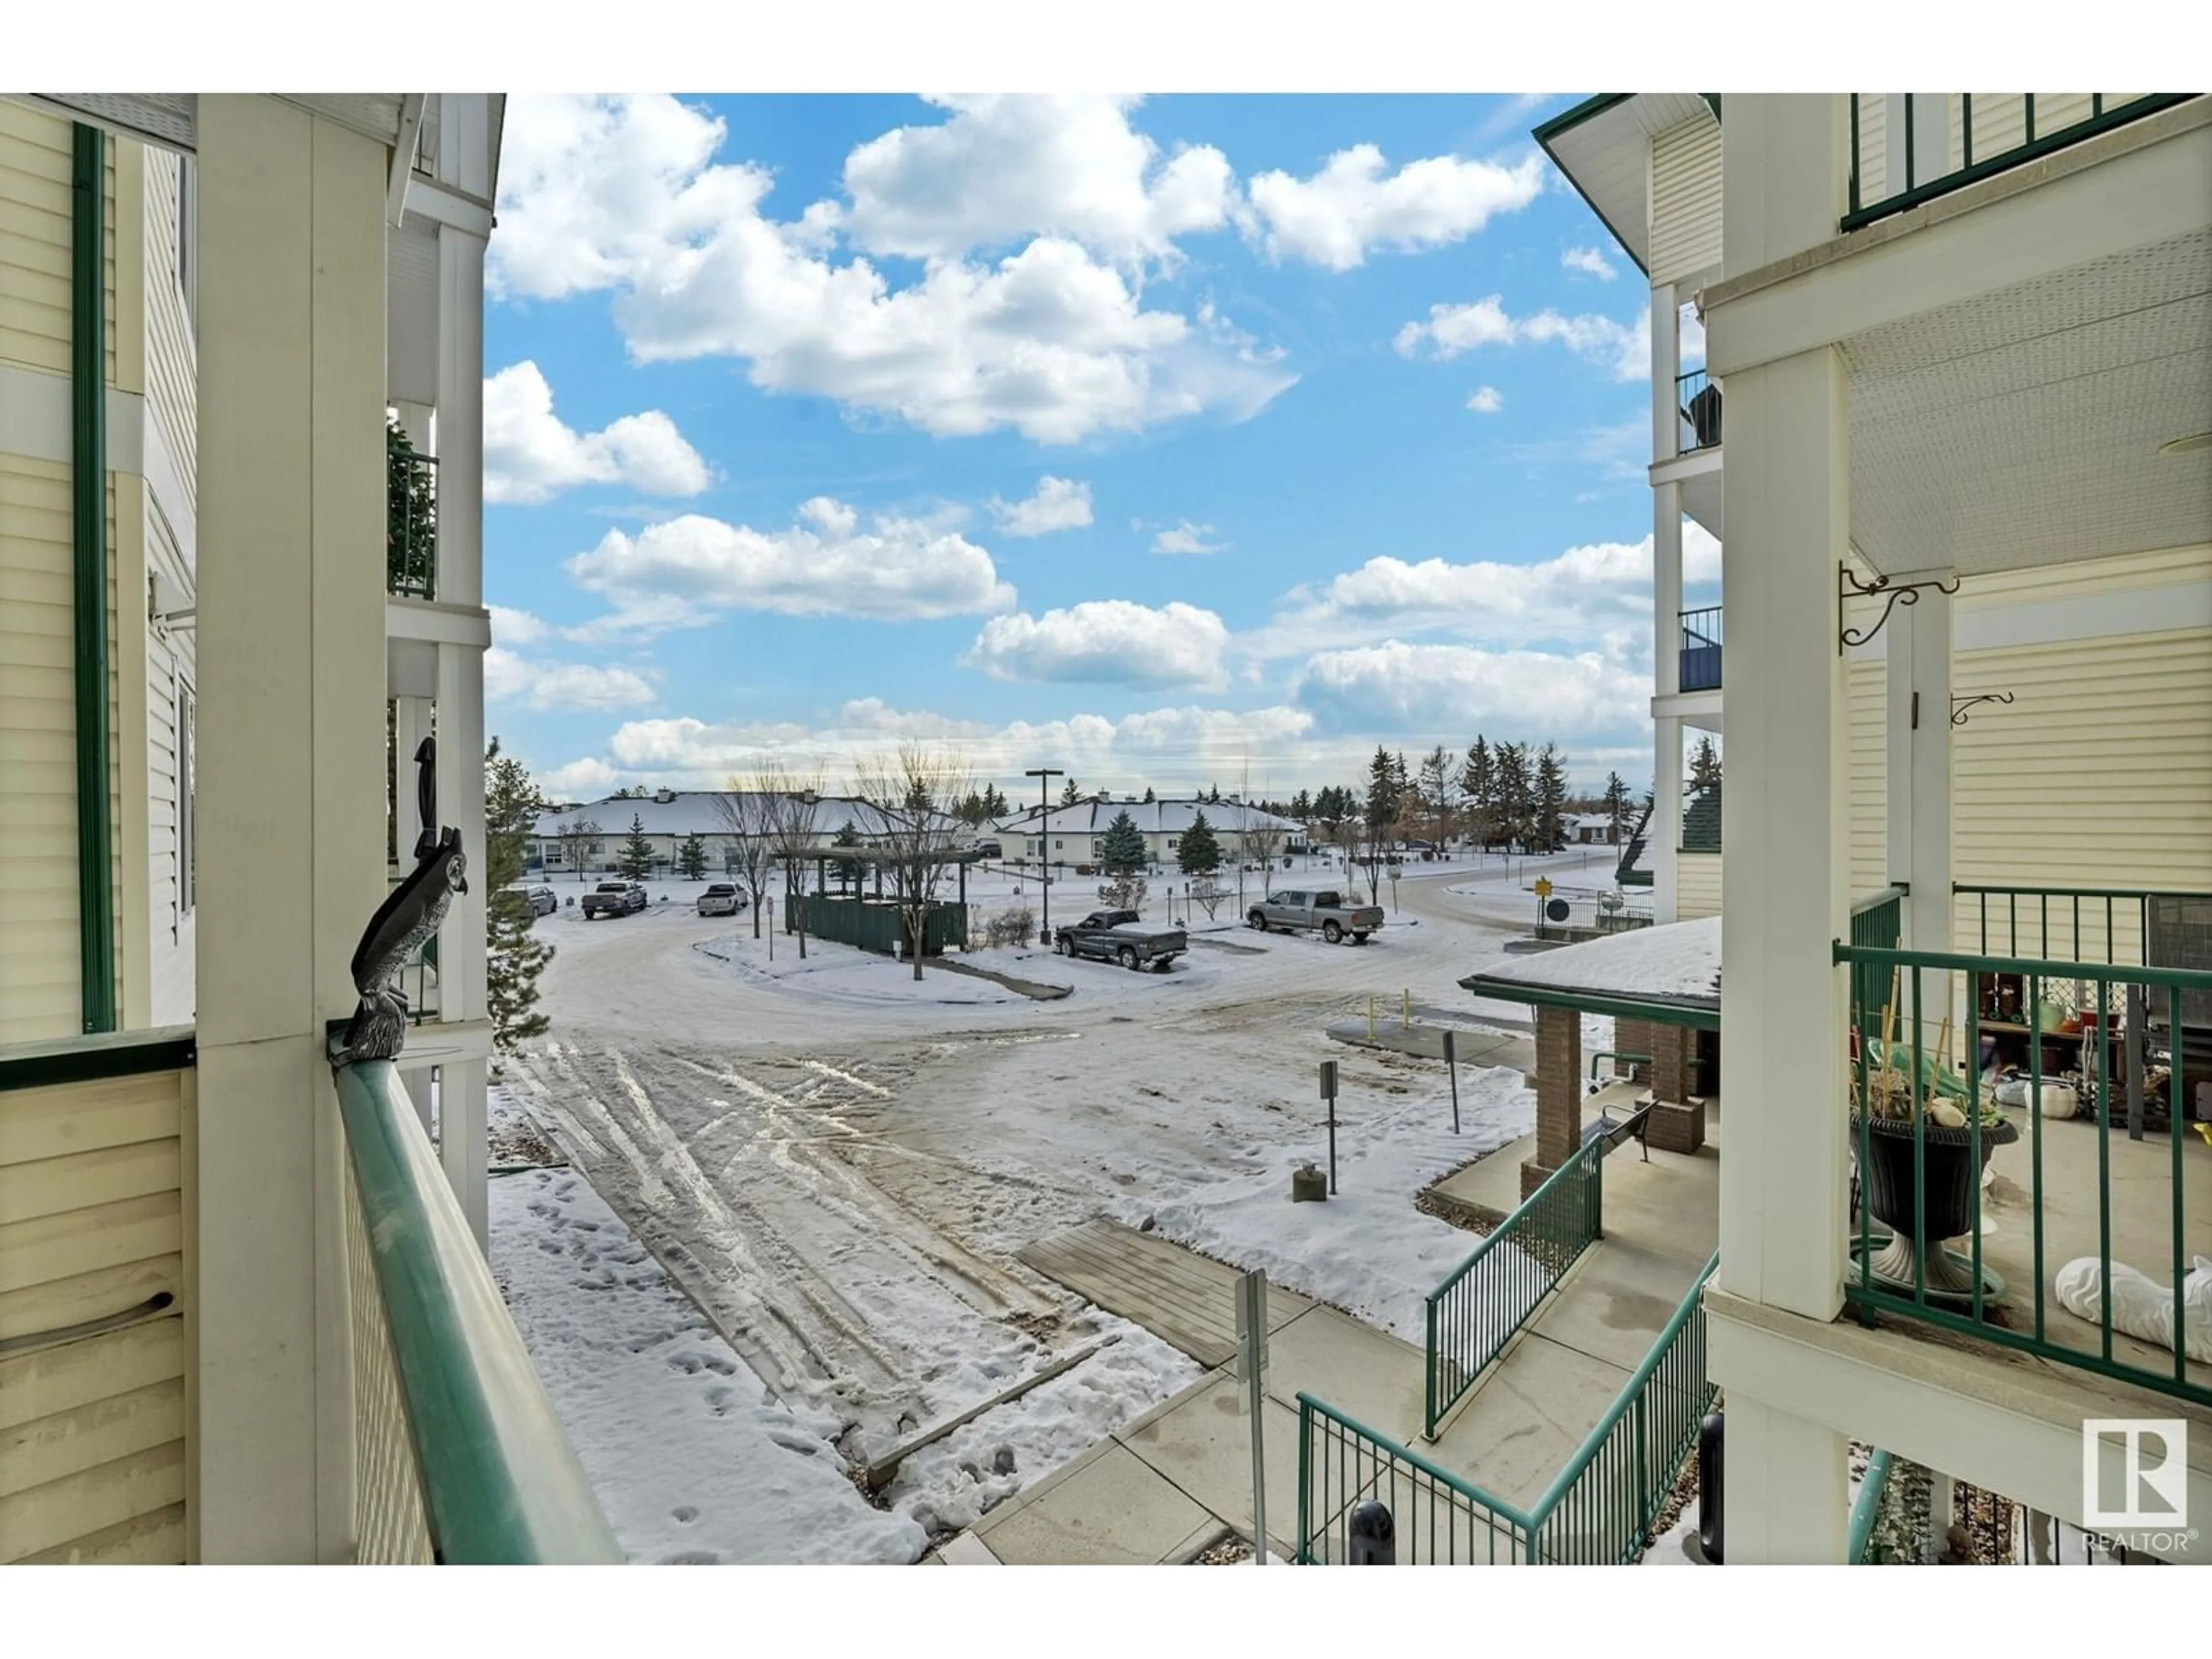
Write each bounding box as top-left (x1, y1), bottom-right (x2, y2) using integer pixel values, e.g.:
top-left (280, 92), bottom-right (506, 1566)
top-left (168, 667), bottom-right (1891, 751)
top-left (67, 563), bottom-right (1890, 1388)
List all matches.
top-left (1167, 839), bottom-right (1179, 850)
top-left (177, 679), bottom-right (195, 914)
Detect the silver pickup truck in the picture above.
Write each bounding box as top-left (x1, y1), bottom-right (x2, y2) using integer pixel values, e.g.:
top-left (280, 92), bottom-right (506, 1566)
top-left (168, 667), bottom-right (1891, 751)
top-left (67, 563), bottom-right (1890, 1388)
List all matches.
top-left (1054, 909), bottom-right (1188, 971)
top-left (1247, 888), bottom-right (1383, 945)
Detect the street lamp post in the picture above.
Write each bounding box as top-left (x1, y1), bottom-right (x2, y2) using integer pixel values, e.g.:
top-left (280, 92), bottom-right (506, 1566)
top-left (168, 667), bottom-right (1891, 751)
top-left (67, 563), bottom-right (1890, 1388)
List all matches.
top-left (1025, 767), bottom-right (1063, 945)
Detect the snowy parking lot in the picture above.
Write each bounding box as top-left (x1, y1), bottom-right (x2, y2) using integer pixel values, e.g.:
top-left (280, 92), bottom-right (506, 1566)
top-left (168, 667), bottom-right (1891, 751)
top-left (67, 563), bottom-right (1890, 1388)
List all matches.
top-left (491, 851), bottom-right (1612, 1560)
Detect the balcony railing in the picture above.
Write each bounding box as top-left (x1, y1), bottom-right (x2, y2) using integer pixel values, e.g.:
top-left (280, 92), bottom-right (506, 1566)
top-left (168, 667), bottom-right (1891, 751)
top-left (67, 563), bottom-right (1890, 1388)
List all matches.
top-left (1833, 932), bottom-right (2212, 1410)
top-left (1424, 1139), bottom-right (1603, 1437)
top-left (1678, 604), bottom-right (1723, 693)
top-left (1296, 1393), bottom-right (1536, 1563)
top-left (334, 1057), bottom-right (622, 1561)
top-left (1845, 94), bottom-right (2196, 232)
top-left (388, 446), bottom-right (437, 600)
top-left (1676, 368), bottom-right (1721, 453)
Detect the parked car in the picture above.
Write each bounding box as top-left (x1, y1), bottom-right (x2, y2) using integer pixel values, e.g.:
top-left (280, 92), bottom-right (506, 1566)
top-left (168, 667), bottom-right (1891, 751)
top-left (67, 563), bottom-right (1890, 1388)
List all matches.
top-left (581, 880), bottom-right (649, 919)
top-left (696, 882), bottom-right (746, 917)
top-left (971, 839), bottom-right (1003, 859)
top-left (1054, 909), bottom-right (1188, 972)
top-left (525, 885), bottom-right (558, 918)
top-left (1247, 889), bottom-right (1384, 945)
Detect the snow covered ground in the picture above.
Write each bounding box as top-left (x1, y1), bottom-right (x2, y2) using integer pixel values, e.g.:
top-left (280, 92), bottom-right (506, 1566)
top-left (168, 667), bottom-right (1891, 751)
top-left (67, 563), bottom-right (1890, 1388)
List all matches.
top-left (490, 846), bottom-right (1600, 1559)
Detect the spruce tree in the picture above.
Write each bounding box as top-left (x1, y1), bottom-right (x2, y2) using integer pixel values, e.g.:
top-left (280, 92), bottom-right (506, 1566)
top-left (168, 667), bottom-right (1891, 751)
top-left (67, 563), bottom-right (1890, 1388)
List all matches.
top-left (1100, 809), bottom-right (1147, 874)
top-left (1690, 735), bottom-right (1723, 796)
top-left (677, 832), bottom-right (707, 880)
top-left (386, 415), bottom-right (437, 594)
top-left (1177, 810), bottom-right (1223, 877)
top-left (1534, 743), bottom-right (1569, 851)
top-left (484, 740), bottom-right (552, 1050)
top-left (1290, 787), bottom-right (1313, 822)
top-left (831, 819), bottom-right (863, 892)
top-left (1142, 785), bottom-right (1156, 804)
top-left (1460, 737), bottom-right (1494, 846)
top-left (1601, 772), bottom-right (1631, 843)
top-left (1494, 742), bottom-right (1533, 850)
top-left (1060, 777), bottom-right (1081, 806)
top-left (618, 813), bottom-right (655, 879)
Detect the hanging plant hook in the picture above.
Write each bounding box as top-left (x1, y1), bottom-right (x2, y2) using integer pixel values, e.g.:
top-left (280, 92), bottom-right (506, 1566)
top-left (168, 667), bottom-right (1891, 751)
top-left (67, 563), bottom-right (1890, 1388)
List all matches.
top-left (1839, 566), bottom-right (1960, 654)
top-left (1950, 692), bottom-right (2015, 726)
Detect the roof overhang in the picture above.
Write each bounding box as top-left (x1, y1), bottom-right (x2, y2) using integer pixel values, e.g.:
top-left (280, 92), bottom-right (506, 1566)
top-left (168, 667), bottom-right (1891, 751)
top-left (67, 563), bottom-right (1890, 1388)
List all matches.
top-left (15, 94), bottom-right (423, 156)
top-left (1458, 971), bottom-right (1720, 1032)
top-left (1532, 92), bottom-right (1721, 278)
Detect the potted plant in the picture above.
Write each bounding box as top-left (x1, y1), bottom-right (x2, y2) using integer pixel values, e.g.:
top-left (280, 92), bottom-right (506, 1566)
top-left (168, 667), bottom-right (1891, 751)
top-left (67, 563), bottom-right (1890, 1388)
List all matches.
top-left (1850, 1005), bottom-right (2016, 1303)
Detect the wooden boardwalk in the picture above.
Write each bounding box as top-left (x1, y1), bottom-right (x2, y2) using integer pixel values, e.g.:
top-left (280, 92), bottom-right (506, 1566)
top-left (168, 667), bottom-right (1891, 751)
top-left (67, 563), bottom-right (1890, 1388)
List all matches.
top-left (1018, 1218), bottom-right (1315, 1368)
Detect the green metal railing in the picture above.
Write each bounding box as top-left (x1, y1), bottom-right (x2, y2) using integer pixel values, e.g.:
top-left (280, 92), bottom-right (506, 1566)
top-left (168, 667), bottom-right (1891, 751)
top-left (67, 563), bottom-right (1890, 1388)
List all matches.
top-left (1835, 939), bottom-right (2212, 1409)
top-left (1850, 885), bottom-right (1907, 1032)
top-left (388, 446), bottom-right (438, 600)
top-left (1296, 1393), bottom-right (1536, 1563)
top-left (334, 1058), bottom-right (622, 1562)
top-left (1523, 1252), bottom-right (1718, 1563)
top-left (1845, 1449), bottom-right (1897, 1562)
top-left (1845, 94), bottom-right (2195, 230)
top-left (1957, 881), bottom-right (2212, 972)
top-left (1676, 368), bottom-right (1720, 453)
top-left (1423, 1139), bottom-right (1604, 1437)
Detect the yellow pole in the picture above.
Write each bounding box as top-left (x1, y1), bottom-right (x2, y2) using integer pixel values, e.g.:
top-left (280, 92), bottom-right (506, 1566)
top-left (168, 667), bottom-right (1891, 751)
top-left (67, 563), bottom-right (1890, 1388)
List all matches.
top-left (1367, 995), bottom-right (1375, 1041)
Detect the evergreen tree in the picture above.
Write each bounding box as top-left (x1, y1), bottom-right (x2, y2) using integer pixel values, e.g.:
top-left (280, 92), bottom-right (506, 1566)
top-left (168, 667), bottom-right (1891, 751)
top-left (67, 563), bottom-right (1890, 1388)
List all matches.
top-left (1460, 737), bottom-right (1495, 845)
top-left (1060, 777), bottom-right (1082, 806)
top-left (1290, 787), bottom-right (1313, 821)
top-left (677, 832), bottom-right (707, 880)
top-left (1100, 809), bottom-right (1147, 875)
top-left (618, 813), bottom-right (655, 879)
top-left (1534, 743), bottom-right (1569, 851)
top-left (1690, 736), bottom-right (1723, 796)
top-left (1142, 785), bottom-right (1156, 803)
top-left (1494, 742), bottom-right (1534, 850)
top-left (1418, 745), bottom-right (1452, 844)
top-left (1601, 772), bottom-right (1632, 843)
top-left (385, 416), bottom-right (436, 594)
top-left (1177, 810), bottom-right (1223, 877)
top-left (484, 740), bottom-right (552, 1050)
top-left (831, 819), bottom-right (863, 892)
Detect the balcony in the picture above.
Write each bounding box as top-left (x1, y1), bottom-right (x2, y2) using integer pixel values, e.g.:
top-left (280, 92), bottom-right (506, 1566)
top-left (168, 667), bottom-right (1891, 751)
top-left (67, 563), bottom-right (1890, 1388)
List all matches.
top-left (1676, 368), bottom-right (1721, 454)
top-left (1678, 605), bottom-right (1722, 693)
top-left (1832, 884), bottom-right (2212, 1411)
top-left (1844, 93), bottom-right (2196, 232)
top-left (388, 445), bottom-right (437, 600)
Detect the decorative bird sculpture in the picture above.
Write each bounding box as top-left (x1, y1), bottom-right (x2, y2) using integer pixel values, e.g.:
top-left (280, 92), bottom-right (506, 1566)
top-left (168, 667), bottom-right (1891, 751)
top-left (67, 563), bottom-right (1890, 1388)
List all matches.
top-left (328, 826), bottom-right (468, 1067)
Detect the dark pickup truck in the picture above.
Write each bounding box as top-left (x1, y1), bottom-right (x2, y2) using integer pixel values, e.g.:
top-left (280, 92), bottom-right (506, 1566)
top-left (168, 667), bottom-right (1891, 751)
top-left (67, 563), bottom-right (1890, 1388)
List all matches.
top-left (1053, 910), bottom-right (1188, 972)
top-left (581, 880), bottom-right (649, 919)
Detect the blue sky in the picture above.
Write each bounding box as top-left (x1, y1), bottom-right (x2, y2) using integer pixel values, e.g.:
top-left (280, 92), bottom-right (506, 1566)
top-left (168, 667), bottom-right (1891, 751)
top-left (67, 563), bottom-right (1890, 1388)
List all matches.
top-left (478, 93), bottom-right (1715, 803)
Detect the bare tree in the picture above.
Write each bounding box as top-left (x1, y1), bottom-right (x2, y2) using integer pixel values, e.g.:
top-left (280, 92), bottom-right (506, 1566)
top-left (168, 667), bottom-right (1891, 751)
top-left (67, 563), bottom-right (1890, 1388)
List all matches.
top-left (1237, 805), bottom-right (1284, 898)
top-left (851, 745), bottom-right (975, 980)
top-left (556, 814), bottom-right (601, 882)
top-left (707, 787), bottom-right (776, 938)
top-left (755, 762), bottom-right (825, 959)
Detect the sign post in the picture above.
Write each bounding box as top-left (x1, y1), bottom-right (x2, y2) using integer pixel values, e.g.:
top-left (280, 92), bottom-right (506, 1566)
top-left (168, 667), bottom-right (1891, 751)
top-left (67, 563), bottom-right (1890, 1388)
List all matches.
top-left (1533, 876), bottom-right (1554, 938)
top-left (1237, 1270), bottom-right (1270, 1563)
top-left (1442, 1027), bottom-right (1460, 1134)
top-left (1319, 1059), bottom-right (1339, 1194)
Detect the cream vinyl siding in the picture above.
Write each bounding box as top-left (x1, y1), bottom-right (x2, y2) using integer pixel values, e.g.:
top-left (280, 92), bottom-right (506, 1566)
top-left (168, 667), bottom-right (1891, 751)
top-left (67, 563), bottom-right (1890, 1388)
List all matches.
top-left (1649, 118), bottom-right (1722, 285)
top-left (0, 104), bottom-right (112, 378)
top-left (142, 149), bottom-right (194, 523)
top-left (1677, 852), bottom-right (1722, 920)
top-left (1854, 94), bottom-right (2164, 209)
top-left (0, 1065), bottom-right (191, 1564)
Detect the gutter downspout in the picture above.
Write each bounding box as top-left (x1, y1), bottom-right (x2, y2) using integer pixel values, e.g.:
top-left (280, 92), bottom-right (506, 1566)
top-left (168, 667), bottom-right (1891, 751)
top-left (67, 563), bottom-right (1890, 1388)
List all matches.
top-left (73, 122), bottom-right (116, 1033)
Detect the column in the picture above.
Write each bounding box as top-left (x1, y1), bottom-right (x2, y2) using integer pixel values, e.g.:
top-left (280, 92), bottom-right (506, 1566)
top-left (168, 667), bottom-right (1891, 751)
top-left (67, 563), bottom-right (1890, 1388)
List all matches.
top-left (1650, 282), bottom-right (1680, 461)
top-left (435, 639), bottom-right (487, 1247)
top-left (1653, 716), bottom-right (1684, 925)
top-left (1716, 343), bottom-right (1851, 1321)
top-left (1884, 579), bottom-right (1953, 955)
top-left (1653, 483), bottom-right (1684, 698)
top-left (1722, 1394), bottom-right (1850, 1563)
top-left (194, 96), bottom-right (387, 1562)
top-left (1524, 1005), bottom-right (1582, 1198)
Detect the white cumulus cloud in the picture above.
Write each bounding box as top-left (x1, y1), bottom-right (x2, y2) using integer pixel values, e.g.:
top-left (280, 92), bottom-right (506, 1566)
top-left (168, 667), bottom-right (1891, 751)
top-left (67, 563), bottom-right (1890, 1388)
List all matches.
top-left (1247, 146), bottom-right (1544, 271)
top-left (563, 497), bottom-right (1016, 637)
top-left (483, 361), bottom-right (713, 505)
top-left (1296, 641), bottom-right (1650, 739)
top-left (1562, 245), bottom-right (1618, 280)
top-left (484, 647), bottom-right (657, 713)
top-left (831, 95), bottom-right (1235, 267)
top-left (1152, 520), bottom-right (1227, 556)
top-left (1396, 294), bottom-right (1650, 381)
top-left (491, 94), bottom-right (1293, 444)
top-left (964, 600), bottom-right (1230, 691)
top-left (1467, 385), bottom-right (1503, 414)
top-left (988, 475), bottom-right (1094, 538)
top-left (488, 604), bottom-right (550, 645)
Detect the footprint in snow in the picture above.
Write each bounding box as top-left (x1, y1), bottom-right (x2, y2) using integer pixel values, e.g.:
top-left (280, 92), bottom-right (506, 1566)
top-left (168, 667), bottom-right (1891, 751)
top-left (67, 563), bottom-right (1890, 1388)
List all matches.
top-left (671, 1506), bottom-right (699, 1524)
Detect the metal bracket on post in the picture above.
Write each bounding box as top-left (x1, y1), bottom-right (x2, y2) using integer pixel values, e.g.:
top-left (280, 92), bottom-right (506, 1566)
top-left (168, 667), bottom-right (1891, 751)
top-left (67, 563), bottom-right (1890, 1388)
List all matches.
top-left (1949, 692), bottom-right (2014, 726)
top-left (1839, 565), bottom-right (1959, 654)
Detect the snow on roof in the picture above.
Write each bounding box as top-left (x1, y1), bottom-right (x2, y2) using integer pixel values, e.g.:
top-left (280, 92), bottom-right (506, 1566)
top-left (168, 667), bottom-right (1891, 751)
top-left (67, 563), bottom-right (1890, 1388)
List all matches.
top-left (1476, 915), bottom-right (1722, 1003)
top-left (532, 792), bottom-right (956, 839)
top-left (993, 798), bottom-right (1302, 836)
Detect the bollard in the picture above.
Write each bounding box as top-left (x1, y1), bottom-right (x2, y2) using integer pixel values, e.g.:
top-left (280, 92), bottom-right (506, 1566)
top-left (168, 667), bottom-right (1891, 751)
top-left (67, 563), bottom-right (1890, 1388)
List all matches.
top-left (1696, 1410), bottom-right (1724, 1565)
top-left (1348, 1501), bottom-right (1395, 1564)
top-left (1367, 995), bottom-right (1375, 1042)
top-left (1402, 988), bottom-right (1411, 1028)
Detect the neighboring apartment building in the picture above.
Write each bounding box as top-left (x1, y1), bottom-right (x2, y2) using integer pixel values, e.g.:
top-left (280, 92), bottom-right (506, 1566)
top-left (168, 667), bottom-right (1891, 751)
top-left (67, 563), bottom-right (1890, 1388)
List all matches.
top-left (1543, 92), bottom-right (2211, 1561)
top-left (529, 789), bottom-right (967, 876)
top-left (1, 103), bottom-right (199, 1043)
top-left (0, 94), bottom-right (609, 1567)
top-left (997, 796), bottom-right (1308, 868)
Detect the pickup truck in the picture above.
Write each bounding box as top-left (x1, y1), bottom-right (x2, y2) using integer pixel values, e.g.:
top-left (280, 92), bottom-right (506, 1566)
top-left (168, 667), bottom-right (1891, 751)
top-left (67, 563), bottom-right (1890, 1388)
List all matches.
top-left (1054, 910), bottom-right (1188, 972)
top-left (581, 880), bottom-right (649, 919)
top-left (1247, 889), bottom-right (1383, 945)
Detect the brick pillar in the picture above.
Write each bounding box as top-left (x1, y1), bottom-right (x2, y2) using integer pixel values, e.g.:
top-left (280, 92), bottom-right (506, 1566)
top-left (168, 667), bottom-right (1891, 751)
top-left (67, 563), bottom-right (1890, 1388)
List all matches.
top-left (1613, 1018), bottom-right (1656, 1083)
top-left (1652, 1022), bottom-right (1695, 1104)
top-left (1524, 1004), bottom-right (1582, 1196)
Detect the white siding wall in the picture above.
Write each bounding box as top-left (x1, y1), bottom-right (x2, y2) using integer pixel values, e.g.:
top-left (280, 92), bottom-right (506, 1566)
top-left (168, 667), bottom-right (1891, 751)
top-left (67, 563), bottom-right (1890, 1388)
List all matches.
top-left (141, 149), bottom-right (194, 527)
top-left (1649, 117), bottom-right (1724, 285)
top-left (1677, 852), bottom-right (1723, 920)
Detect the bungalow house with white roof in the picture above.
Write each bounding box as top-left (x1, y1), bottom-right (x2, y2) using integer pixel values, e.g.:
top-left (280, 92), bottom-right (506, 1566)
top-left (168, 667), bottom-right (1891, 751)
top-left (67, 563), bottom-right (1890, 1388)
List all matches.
top-left (994, 796), bottom-right (1307, 869)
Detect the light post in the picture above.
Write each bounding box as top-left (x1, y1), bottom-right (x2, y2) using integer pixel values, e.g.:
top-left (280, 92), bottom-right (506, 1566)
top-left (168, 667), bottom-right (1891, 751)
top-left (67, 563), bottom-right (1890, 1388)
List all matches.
top-left (1025, 767), bottom-right (1063, 945)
